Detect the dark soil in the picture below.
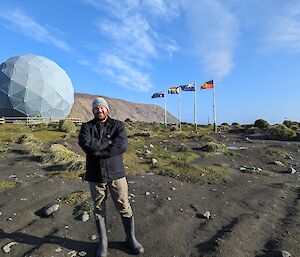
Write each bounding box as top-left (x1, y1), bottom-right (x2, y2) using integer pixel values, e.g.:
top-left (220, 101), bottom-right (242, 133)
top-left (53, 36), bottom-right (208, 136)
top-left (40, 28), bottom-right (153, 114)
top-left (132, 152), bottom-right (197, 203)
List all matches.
top-left (0, 132), bottom-right (299, 257)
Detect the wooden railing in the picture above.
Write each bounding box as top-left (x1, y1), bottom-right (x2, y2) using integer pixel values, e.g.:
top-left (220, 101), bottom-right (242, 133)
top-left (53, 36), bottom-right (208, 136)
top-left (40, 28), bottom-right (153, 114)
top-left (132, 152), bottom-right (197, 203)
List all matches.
top-left (1, 117), bottom-right (82, 125)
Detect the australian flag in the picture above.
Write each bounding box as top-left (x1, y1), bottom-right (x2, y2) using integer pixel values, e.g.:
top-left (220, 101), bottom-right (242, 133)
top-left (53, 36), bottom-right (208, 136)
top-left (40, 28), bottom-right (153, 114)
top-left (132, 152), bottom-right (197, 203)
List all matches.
top-left (151, 91), bottom-right (165, 98)
top-left (180, 82), bottom-right (196, 91)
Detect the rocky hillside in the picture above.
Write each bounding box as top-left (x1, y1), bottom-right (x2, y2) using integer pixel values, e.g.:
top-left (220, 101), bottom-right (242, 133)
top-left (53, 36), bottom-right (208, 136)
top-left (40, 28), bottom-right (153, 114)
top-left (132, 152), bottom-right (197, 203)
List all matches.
top-left (68, 93), bottom-right (177, 123)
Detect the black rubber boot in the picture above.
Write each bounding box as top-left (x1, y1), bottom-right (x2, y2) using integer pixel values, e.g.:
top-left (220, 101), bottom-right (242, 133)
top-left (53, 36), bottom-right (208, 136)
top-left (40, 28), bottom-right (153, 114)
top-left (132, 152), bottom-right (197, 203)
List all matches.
top-left (95, 217), bottom-right (108, 257)
top-left (121, 216), bottom-right (144, 254)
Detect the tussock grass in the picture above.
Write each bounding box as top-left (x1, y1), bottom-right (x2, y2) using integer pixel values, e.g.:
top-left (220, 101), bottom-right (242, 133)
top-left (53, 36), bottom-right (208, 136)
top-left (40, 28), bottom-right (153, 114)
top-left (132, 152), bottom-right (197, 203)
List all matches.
top-left (0, 181), bottom-right (20, 190)
top-left (267, 149), bottom-right (291, 159)
top-left (200, 135), bottom-right (216, 143)
top-left (0, 144), bottom-right (11, 154)
top-left (62, 191), bottom-right (89, 205)
top-left (158, 161), bottom-right (232, 184)
top-left (48, 169), bottom-right (85, 179)
top-left (42, 144), bottom-right (85, 169)
top-left (73, 202), bottom-right (94, 217)
top-left (17, 134), bottom-right (44, 156)
top-left (267, 124), bottom-right (297, 140)
top-left (200, 142), bottom-right (228, 154)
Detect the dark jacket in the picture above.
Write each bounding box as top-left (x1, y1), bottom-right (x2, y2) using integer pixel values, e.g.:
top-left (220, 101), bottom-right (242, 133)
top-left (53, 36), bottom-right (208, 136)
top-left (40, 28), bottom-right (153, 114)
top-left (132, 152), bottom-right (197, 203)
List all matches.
top-left (78, 116), bottom-right (128, 182)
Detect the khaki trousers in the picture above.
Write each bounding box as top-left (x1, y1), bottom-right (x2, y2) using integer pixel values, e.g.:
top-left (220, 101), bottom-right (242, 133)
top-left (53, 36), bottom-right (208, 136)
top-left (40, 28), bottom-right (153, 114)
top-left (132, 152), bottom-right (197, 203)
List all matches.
top-left (89, 177), bottom-right (133, 218)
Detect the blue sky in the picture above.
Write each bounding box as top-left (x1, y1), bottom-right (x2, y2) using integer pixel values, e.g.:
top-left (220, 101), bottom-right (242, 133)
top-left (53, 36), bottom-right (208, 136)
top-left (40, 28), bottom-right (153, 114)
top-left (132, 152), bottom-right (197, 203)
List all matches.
top-left (0, 0), bottom-right (299, 125)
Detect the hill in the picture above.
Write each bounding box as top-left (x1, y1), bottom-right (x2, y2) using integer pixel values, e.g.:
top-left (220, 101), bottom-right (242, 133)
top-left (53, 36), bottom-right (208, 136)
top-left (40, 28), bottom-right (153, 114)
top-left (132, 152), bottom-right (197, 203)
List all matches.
top-left (68, 93), bottom-right (177, 123)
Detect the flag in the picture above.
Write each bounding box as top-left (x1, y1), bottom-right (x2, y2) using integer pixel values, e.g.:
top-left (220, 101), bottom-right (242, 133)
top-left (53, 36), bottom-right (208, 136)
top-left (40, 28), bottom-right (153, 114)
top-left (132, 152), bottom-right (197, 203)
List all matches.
top-left (168, 87), bottom-right (180, 94)
top-left (180, 82), bottom-right (196, 91)
top-left (201, 80), bottom-right (214, 90)
top-left (151, 91), bottom-right (165, 98)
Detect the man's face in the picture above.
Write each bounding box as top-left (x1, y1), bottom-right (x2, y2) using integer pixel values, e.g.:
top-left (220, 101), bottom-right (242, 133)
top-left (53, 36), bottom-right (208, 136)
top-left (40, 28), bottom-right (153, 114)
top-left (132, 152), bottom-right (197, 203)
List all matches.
top-left (93, 105), bottom-right (109, 121)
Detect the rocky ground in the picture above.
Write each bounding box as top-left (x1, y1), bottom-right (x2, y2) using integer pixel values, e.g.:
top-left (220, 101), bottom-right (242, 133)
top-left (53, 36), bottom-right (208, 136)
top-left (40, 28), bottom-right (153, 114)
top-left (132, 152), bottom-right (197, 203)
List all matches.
top-left (0, 131), bottom-right (299, 257)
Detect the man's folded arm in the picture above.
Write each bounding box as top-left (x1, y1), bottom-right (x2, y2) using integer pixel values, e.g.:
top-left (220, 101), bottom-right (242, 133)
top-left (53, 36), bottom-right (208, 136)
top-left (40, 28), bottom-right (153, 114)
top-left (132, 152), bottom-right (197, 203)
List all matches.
top-left (93, 122), bottom-right (128, 158)
top-left (78, 124), bottom-right (110, 154)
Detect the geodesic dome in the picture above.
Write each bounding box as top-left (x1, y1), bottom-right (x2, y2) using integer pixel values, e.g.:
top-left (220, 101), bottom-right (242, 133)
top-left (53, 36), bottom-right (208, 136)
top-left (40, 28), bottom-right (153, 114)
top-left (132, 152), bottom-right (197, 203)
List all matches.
top-left (0, 54), bottom-right (74, 118)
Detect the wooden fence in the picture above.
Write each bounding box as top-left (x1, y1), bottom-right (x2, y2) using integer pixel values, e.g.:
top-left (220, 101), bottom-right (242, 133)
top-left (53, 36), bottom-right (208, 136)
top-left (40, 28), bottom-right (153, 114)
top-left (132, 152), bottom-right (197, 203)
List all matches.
top-left (0, 117), bottom-right (82, 125)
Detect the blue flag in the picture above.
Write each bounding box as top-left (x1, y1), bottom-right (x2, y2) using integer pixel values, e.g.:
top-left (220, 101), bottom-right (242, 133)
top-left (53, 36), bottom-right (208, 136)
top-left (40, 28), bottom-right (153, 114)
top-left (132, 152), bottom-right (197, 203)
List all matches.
top-left (180, 82), bottom-right (195, 91)
top-left (151, 91), bottom-right (165, 98)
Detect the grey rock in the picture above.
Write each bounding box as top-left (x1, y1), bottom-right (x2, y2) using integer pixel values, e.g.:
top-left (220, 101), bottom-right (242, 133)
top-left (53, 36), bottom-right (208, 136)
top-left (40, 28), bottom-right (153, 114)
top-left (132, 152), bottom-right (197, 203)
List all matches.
top-left (289, 166), bottom-right (297, 174)
top-left (90, 234), bottom-right (97, 240)
top-left (281, 250), bottom-right (291, 257)
top-left (78, 251), bottom-right (87, 256)
top-left (144, 150), bottom-right (151, 155)
top-left (2, 242), bottom-right (17, 253)
top-left (151, 158), bottom-right (158, 165)
top-left (81, 211), bottom-right (89, 222)
top-left (203, 211), bottom-right (211, 219)
top-left (274, 161), bottom-right (285, 166)
top-left (43, 203), bottom-right (59, 216)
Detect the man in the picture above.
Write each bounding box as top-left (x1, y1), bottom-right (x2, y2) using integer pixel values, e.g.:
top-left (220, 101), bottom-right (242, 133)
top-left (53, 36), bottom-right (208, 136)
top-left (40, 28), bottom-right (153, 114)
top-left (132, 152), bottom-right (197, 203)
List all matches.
top-left (78, 97), bottom-right (144, 257)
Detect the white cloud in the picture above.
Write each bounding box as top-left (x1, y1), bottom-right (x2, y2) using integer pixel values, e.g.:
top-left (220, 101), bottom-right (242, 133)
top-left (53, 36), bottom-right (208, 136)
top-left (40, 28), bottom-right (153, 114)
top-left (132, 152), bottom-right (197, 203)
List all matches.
top-left (180, 0), bottom-right (239, 79)
top-left (262, 2), bottom-right (300, 53)
top-left (89, 0), bottom-right (178, 91)
top-left (0, 8), bottom-right (72, 52)
top-left (82, 0), bottom-right (101, 9)
top-left (97, 14), bottom-right (157, 63)
top-left (97, 53), bottom-right (153, 92)
top-left (142, 0), bottom-right (179, 19)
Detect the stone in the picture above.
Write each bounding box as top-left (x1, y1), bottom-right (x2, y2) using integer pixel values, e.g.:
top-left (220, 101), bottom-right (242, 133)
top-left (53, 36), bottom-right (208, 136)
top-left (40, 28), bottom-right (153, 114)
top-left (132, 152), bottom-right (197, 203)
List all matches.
top-left (151, 158), bottom-right (158, 165)
top-left (2, 242), bottom-right (17, 253)
top-left (145, 191), bottom-right (150, 196)
top-left (81, 211), bottom-right (89, 222)
top-left (274, 161), bottom-right (285, 166)
top-left (68, 250), bottom-right (77, 257)
top-left (149, 144), bottom-right (154, 148)
top-left (43, 203), bottom-right (59, 216)
top-left (78, 251), bottom-right (87, 256)
top-left (90, 234), bottom-right (97, 240)
top-left (144, 150), bottom-right (151, 155)
top-left (55, 247), bottom-right (63, 253)
top-left (203, 210), bottom-right (211, 219)
top-left (289, 166), bottom-right (297, 174)
top-left (281, 251), bottom-right (291, 257)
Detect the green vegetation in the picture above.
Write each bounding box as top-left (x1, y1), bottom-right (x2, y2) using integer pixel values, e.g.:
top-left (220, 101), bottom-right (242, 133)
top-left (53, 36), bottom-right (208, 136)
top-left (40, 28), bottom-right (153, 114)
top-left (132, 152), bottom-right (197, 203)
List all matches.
top-left (17, 134), bottom-right (44, 155)
top-left (200, 134), bottom-right (216, 143)
top-left (42, 144), bottom-right (85, 168)
top-left (267, 149), bottom-right (291, 159)
top-left (254, 119), bottom-right (269, 129)
top-left (0, 144), bottom-right (11, 154)
top-left (62, 191), bottom-right (89, 204)
top-left (0, 125), bottom-right (31, 143)
top-left (158, 162), bottom-right (232, 184)
top-left (59, 119), bottom-right (77, 134)
top-left (200, 142), bottom-right (228, 154)
top-left (246, 126), bottom-right (261, 134)
top-left (267, 124), bottom-right (296, 140)
top-left (0, 181), bottom-right (20, 190)
top-left (73, 201), bottom-right (94, 217)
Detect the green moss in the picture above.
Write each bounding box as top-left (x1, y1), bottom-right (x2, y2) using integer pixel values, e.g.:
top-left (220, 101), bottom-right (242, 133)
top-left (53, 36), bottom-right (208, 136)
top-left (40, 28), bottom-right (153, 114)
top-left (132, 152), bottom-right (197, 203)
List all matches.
top-left (62, 191), bottom-right (89, 204)
top-left (0, 181), bottom-right (20, 190)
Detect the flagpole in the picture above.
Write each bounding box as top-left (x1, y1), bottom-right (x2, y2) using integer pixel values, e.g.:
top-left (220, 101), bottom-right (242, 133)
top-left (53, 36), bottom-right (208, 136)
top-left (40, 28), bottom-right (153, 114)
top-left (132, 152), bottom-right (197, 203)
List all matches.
top-left (178, 87), bottom-right (181, 131)
top-left (164, 90), bottom-right (167, 127)
top-left (194, 81), bottom-right (197, 130)
top-left (154, 99), bottom-right (157, 123)
top-left (213, 79), bottom-right (217, 132)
